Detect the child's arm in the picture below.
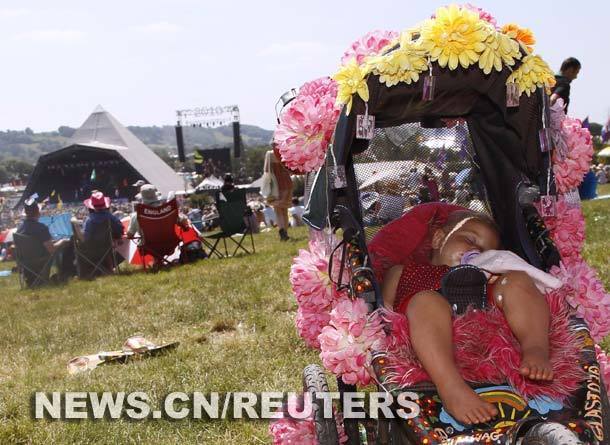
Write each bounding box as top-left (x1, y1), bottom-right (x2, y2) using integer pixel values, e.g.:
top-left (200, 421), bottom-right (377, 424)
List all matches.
top-left (381, 265), bottom-right (404, 310)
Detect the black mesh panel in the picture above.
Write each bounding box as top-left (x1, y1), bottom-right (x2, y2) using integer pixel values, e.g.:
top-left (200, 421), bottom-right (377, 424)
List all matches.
top-left (353, 121), bottom-right (491, 241)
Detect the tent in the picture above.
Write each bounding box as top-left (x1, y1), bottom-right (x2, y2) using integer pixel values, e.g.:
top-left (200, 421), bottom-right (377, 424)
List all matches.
top-left (195, 175), bottom-right (224, 191)
top-left (18, 106), bottom-right (183, 207)
top-left (598, 146), bottom-right (610, 158)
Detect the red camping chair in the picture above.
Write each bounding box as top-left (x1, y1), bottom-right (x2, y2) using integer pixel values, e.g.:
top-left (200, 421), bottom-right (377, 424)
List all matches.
top-left (135, 199), bottom-right (180, 270)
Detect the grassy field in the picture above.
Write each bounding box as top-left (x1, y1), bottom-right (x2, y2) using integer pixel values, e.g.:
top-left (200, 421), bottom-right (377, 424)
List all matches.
top-left (0, 192), bottom-right (609, 444)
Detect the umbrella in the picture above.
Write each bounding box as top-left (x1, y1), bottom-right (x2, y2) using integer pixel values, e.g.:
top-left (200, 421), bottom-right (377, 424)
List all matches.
top-left (597, 146), bottom-right (610, 157)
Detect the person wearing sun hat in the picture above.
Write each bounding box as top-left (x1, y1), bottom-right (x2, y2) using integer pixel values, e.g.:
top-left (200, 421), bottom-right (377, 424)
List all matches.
top-left (82, 191), bottom-right (124, 242)
top-left (127, 184), bottom-right (166, 238)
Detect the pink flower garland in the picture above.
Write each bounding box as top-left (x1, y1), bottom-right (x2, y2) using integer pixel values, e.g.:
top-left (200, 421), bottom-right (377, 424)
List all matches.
top-left (319, 298), bottom-right (386, 385)
top-left (540, 196), bottom-right (585, 262)
top-left (290, 240), bottom-right (348, 349)
top-left (595, 345), bottom-right (610, 397)
top-left (268, 396), bottom-right (316, 445)
top-left (269, 398), bottom-right (348, 445)
top-left (341, 30), bottom-right (399, 66)
top-left (274, 77), bottom-right (340, 173)
top-left (552, 116), bottom-right (593, 194)
top-left (551, 260), bottom-right (610, 342)
top-left (296, 306), bottom-right (331, 349)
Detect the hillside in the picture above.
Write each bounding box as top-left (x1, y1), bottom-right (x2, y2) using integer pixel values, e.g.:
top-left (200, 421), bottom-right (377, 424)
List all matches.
top-left (0, 124), bottom-right (274, 164)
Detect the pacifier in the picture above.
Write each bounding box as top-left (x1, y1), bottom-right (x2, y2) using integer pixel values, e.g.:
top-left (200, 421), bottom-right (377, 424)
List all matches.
top-left (460, 250), bottom-right (481, 265)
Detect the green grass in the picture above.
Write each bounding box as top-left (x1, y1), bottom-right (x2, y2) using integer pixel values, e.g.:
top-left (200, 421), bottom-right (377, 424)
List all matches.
top-left (0, 195), bottom-right (609, 444)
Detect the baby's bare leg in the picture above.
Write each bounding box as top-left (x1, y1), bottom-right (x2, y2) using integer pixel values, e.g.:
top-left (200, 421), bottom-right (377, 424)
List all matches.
top-left (407, 291), bottom-right (498, 425)
top-left (492, 271), bottom-right (553, 381)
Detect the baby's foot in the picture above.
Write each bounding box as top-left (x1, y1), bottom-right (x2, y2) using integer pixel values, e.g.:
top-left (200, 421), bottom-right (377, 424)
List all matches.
top-left (520, 346), bottom-right (554, 381)
top-left (438, 381), bottom-right (498, 425)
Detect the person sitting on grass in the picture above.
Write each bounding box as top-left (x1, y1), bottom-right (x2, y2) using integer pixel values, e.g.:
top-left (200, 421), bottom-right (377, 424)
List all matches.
top-left (382, 210), bottom-right (555, 426)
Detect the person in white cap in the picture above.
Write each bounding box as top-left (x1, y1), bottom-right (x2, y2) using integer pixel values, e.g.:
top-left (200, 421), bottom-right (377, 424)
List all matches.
top-left (127, 184), bottom-right (165, 238)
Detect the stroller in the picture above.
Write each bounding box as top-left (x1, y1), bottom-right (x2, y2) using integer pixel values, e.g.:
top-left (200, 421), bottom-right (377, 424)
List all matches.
top-left (276, 7), bottom-right (610, 445)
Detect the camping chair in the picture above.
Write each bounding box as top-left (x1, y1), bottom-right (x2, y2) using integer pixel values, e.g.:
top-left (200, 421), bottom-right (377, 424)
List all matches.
top-left (72, 220), bottom-right (119, 279)
top-left (135, 199), bottom-right (180, 270)
top-left (202, 189), bottom-right (255, 258)
top-left (13, 232), bottom-right (55, 288)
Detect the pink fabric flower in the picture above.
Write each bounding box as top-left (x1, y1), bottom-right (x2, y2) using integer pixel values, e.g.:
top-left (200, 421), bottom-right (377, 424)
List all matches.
top-left (540, 196), bottom-right (585, 262)
top-left (595, 345), bottom-right (610, 397)
top-left (274, 77), bottom-right (340, 173)
top-left (341, 30), bottom-right (399, 66)
top-left (290, 240), bottom-right (337, 311)
top-left (268, 396), bottom-right (316, 445)
top-left (319, 298), bottom-right (386, 386)
top-left (553, 116), bottom-right (593, 193)
top-left (551, 260), bottom-right (610, 342)
top-left (296, 306), bottom-right (331, 349)
top-left (290, 239), bottom-right (349, 349)
top-left (463, 4), bottom-right (497, 26)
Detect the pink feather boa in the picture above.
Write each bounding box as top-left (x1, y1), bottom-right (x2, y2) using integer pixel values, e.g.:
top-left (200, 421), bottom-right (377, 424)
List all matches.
top-left (379, 290), bottom-right (584, 401)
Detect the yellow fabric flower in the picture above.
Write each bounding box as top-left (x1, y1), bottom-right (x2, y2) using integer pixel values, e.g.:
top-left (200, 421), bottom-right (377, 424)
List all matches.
top-left (507, 54), bottom-right (556, 96)
top-left (478, 29), bottom-right (521, 74)
top-left (332, 60), bottom-right (370, 114)
top-left (365, 44), bottom-right (428, 87)
top-left (420, 5), bottom-right (490, 70)
top-left (501, 23), bottom-right (536, 53)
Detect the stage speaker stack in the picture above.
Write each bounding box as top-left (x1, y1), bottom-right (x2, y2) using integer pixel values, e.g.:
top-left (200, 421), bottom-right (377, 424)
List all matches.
top-left (175, 125), bottom-right (186, 163)
top-left (232, 121), bottom-right (241, 158)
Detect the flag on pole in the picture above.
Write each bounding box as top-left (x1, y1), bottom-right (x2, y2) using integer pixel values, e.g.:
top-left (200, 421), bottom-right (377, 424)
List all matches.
top-left (581, 116), bottom-right (589, 129)
top-left (90, 169), bottom-right (96, 182)
top-left (50, 190), bottom-right (56, 197)
top-left (57, 194), bottom-right (63, 210)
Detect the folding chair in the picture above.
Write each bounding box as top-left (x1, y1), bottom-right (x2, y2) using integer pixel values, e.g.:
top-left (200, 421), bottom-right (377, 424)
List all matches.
top-left (135, 199), bottom-right (180, 270)
top-left (72, 220), bottom-right (119, 280)
top-left (202, 189), bottom-right (255, 258)
top-left (13, 232), bottom-right (55, 288)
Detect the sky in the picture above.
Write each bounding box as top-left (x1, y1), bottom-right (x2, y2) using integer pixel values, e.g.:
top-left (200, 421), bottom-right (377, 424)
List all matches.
top-left (0, 0), bottom-right (608, 132)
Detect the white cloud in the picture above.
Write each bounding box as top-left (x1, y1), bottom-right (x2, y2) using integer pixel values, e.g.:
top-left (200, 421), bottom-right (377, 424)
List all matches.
top-left (130, 22), bottom-right (182, 34)
top-left (13, 29), bottom-right (85, 42)
top-left (0, 8), bottom-right (29, 19)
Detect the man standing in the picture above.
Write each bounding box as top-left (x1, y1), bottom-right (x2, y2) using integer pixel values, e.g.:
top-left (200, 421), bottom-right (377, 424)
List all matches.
top-left (550, 57), bottom-right (581, 112)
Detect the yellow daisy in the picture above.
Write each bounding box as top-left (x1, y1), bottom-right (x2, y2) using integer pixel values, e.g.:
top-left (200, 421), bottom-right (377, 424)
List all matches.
top-left (478, 29), bottom-right (521, 74)
top-left (507, 54), bottom-right (556, 96)
top-left (332, 60), bottom-right (370, 114)
top-left (366, 45), bottom-right (428, 87)
top-left (420, 5), bottom-right (490, 70)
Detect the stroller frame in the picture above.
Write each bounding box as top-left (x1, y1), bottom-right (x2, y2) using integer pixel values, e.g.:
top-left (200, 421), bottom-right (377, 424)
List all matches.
top-left (299, 58), bottom-right (609, 445)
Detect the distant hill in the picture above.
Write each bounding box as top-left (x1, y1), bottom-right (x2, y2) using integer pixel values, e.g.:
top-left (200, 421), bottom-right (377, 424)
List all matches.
top-left (0, 124), bottom-right (274, 164)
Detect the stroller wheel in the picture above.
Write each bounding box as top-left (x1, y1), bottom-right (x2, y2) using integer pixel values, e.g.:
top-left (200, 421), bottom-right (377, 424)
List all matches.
top-left (521, 422), bottom-right (583, 445)
top-left (303, 364), bottom-right (339, 445)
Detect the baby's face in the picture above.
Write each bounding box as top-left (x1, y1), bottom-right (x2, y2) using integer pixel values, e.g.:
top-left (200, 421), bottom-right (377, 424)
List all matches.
top-left (435, 219), bottom-right (500, 266)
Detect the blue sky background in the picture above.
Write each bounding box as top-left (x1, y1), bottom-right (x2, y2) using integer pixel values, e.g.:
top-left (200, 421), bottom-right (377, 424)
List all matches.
top-left (0, 0), bottom-right (608, 131)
